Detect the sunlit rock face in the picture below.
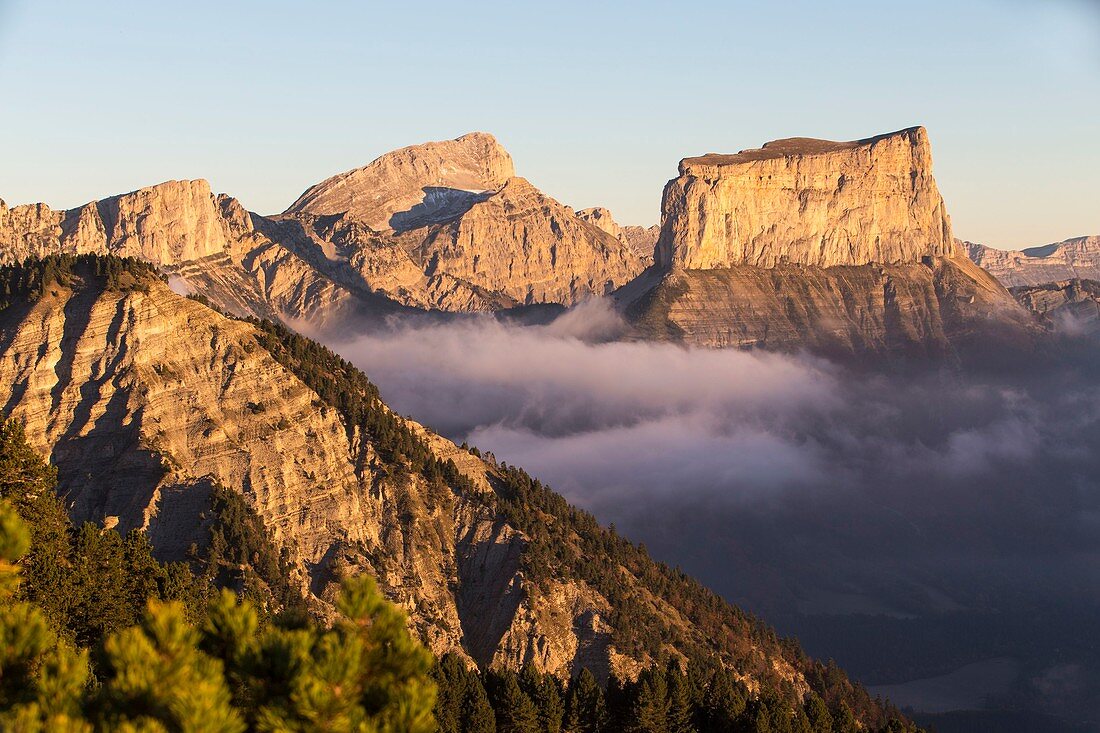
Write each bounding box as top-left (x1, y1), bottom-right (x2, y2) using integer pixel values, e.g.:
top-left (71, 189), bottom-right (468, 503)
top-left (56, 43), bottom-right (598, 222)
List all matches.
top-left (618, 127), bottom-right (1035, 356)
top-left (0, 179), bottom-right (235, 265)
top-left (0, 180), bottom-right (357, 325)
top-left (655, 126), bottom-right (957, 270)
top-left (577, 206), bottom-right (658, 265)
top-left (285, 131), bottom-right (516, 231)
top-left (282, 132), bottom-right (645, 309)
top-left (967, 236), bottom-right (1100, 287)
top-left (0, 272), bottom-right (604, 676)
top-left (0, 133), bottom-right (646, 320)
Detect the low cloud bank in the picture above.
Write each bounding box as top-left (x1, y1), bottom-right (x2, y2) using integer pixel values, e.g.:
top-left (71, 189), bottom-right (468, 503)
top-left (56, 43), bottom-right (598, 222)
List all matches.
top-left (332, 301), bottom-right (1100, 619)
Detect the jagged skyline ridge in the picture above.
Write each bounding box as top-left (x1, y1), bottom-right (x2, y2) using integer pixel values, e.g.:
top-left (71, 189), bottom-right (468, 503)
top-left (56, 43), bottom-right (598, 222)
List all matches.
top-left (0, 0), bottom-right (1097, 248)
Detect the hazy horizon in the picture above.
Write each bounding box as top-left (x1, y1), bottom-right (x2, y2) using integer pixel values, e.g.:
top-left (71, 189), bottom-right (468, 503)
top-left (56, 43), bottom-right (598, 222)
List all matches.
top-left (1, 0), bottom-right (1097, 249)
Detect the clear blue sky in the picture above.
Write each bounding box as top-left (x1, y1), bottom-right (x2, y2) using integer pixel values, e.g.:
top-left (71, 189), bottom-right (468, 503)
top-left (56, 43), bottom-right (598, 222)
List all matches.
top-left (0, 0), bottom-right (1097, 248)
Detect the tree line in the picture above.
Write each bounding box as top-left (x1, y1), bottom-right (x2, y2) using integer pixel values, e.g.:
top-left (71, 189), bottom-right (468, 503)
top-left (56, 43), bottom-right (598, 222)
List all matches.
top-left (430, 652), bottom-right (907, 733)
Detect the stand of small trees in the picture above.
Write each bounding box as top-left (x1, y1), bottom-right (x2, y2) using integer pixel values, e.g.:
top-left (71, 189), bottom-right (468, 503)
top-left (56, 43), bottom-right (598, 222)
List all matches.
top-left (431, 654), bottom-right (919, 733)
top-left (0, 420), bottom-right (437, 731)
top-left (0, 253), bottom-right (160, 311)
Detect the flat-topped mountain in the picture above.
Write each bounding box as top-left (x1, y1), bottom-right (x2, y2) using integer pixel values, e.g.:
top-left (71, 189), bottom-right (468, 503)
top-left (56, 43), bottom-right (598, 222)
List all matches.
top-left (656, 126), bottom-right (957, 270)
top-left (622, 127), bottom-right (1034, 355)
top-left (967, 236), bottom-right (1100, 287)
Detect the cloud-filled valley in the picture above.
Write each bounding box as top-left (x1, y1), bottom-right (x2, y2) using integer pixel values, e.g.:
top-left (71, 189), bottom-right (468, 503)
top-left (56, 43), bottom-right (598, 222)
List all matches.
top-left (330, 302), bottom-right (1100, 628)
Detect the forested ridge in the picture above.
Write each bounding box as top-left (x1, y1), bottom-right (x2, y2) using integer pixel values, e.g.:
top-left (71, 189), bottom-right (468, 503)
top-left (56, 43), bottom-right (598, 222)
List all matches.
top-left (0, 255), bottom-right (922, 731)
top-left (252, 316), bottom-right (917, 732)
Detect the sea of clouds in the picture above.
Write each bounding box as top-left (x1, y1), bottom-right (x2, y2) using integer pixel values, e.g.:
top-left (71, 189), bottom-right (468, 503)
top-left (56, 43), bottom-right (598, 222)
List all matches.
top-left (325, 300), bottom-right (1100, 621)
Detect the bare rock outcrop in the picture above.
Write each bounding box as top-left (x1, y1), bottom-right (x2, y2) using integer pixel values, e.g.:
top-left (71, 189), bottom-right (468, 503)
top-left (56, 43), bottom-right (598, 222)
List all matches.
top-left (967, 237), bottom-right (1100, 287)
top-left (0, 180), bottom-right (233, 265)
top-left (620, 127), bottom-right (1033, 356)
top-left (411, 177), bottom-right (643, 305)
top-left (575, 207), bottom-right (621, 240)
top-left (655, 127), bottom-right (957, 270)
top-left (281, 134), bottom-right (645, 309)
top-left (0, 182), bottom-right (362, 325)
top-left (286, 132), bottom-right (516, 231)
top-left (576, 207), bottom-right (659, 265)
top-left (2, 134), bottom-right (646, 318)
top-left (1010, 278), bottom-right (1100, 335)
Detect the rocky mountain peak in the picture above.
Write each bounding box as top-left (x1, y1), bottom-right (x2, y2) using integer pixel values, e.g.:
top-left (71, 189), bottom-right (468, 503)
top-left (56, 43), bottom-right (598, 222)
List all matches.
top-left (576, 207), bottom-right (621, 239)
top-left (576, 207), bottom-right (659, 265)
top-left (284, 132), bottom-right (516, 231)
top-left (0, 178), bottom-right (241, 267)
top-left (967, 236), bottom-right (1100, 287)
top-left (656, 126), bottom-right (957, 270)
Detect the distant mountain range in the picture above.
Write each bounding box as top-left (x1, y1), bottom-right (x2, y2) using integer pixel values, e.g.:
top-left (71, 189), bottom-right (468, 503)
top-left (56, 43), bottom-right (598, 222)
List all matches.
top-left (1, 127), bottom-right (1054, 359)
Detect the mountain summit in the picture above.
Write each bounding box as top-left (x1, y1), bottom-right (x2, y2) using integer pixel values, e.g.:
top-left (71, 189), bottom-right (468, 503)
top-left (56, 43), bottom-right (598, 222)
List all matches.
top-left (285, 131), bottom-right (516, 231)
top-left (620, 126), bottom-right (1033, 356)
top-left (656, 127), bottom-right (956, 270)
top-left (0, 127), bottom-right (1041, 358)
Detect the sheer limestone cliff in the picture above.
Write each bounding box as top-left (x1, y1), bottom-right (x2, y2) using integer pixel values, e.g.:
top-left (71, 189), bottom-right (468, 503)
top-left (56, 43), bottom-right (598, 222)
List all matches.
top-left (967, 237), bottom-right (1100, 287)
top-left (655, 127), bottom-right (957, 270)
top-left (621, 127), bottom-right (1033, 355)
top-left (0, 179), bottom-right (236, 264)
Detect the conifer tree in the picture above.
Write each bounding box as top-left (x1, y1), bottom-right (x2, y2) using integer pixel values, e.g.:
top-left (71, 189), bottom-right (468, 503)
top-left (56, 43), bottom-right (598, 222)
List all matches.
top-left (433, 654), bottom-right (470, 733)
top-left (563, 669), bottom-right (608, 733)
top-left (0, 500), bottom-right (91, 732)
top-left (667, 668), bottom-right (696, 733)
top-left (627, 667), bottom-right (670, 733)
top-left (700, 668), bottom-right (746, 731)
top-left (489, 670), bottom-right (540, 733)
top-left (833, 702), bottom-right (858, 733)
top-left (803, 694), bottom-right (833, 733)
top-left (462, 675), bottom-right (497, 733)
top-left (0, 420), bottom-right (71, 628)
top-left (521, 662), bottom-right (564, 733)
top-left (96, 599), bottom-right (245, 732)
